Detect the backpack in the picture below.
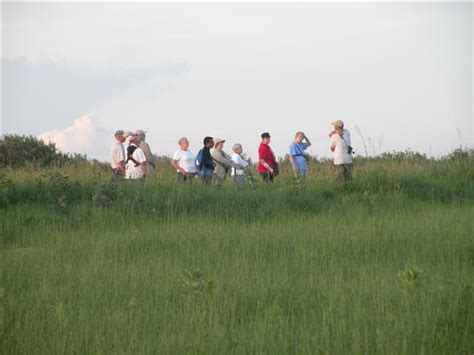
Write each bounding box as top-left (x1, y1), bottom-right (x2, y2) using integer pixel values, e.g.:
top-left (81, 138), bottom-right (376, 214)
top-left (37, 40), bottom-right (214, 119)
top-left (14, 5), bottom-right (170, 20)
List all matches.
top-left (195, 148), bottom-right (204, 170)
top-left (127, 145), bottom-right (140, 167)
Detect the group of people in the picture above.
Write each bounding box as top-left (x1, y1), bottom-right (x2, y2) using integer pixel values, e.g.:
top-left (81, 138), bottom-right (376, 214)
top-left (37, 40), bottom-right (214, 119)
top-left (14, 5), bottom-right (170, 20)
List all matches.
top-left (110, 120), bottom-right (353, 185)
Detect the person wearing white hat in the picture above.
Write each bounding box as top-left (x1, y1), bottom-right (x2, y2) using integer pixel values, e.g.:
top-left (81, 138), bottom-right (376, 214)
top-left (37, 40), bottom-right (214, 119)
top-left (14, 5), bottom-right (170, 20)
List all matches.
top-left (135, 130), bottom-right (155, 175)
top-left (329, 120), bottom-right (353, 182)
top-left (210, 138), bottom-right (236, 185)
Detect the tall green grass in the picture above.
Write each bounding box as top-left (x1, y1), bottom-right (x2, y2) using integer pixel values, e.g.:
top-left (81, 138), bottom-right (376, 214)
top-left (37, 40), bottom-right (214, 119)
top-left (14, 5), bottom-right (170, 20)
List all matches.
top-left (1, 152), bottom-right (473, 353)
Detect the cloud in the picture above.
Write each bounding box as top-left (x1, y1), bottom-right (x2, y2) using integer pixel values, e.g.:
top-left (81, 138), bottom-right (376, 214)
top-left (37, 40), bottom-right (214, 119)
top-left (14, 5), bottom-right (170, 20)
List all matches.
top-left (2, 58), bottom-right (189, 136)
top-left (38, 115), bottom-right (95, 154)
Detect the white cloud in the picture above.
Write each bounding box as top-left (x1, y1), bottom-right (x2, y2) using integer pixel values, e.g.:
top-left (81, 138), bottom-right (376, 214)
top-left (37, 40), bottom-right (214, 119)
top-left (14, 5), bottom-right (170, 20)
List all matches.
top-left (38, 115), bottom-right (95, 154)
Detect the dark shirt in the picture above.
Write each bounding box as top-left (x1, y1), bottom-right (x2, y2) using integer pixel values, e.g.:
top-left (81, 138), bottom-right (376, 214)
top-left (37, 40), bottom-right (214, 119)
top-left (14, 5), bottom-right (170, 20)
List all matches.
top-left (202, 146), bottom-right (215, 169)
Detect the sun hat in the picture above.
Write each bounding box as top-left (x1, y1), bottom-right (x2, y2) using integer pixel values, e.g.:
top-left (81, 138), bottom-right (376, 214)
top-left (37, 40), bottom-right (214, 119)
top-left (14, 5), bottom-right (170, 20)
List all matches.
top-left (134, 129), bottom-right (147, 136)
top-left (214, 138), bottom-right (226, 145)
top-left (331, 120), bottom-right (344, 128)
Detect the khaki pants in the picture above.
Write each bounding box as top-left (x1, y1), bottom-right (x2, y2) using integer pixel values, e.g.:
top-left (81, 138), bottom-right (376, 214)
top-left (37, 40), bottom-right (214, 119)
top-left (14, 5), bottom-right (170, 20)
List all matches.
top-left (334, 164), bottom-right (352, 183)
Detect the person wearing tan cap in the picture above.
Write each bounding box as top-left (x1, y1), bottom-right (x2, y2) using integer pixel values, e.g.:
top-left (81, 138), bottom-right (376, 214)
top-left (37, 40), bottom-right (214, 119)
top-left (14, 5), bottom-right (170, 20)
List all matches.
top-left (210, 138), bottom-right (236, 185)
top-left (135, 130), bottom-right (155, 175)
top-left (329, 120), bottom-right (353, 182)
top-left (110, 130), bottom-right (126, 181)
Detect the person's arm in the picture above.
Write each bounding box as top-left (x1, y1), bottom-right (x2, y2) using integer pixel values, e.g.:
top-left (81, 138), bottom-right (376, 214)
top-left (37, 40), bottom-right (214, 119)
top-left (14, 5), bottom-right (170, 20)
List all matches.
top-left (259, 159), bottom-right (274, 173)
top-left (289, 144), bottom-right (298, 174)
top-left (303, 133), bottom-right (312, 147)
top-left (142, 143), bottom-right (155, 167)
top-left (222, 151), bottom-right (236, 167)
top-left (141, 162), bottom-right (148, 177)
top-left (171, 159), bottom-right (187, 175)
top-left (136, 149), bottom-right (148, 177)
top-left (288, 154), bottom-right (297, 176)
top-left (118, 161), bottom-right (125, 174)
top-left (330, 135), bottom-right (337, 152)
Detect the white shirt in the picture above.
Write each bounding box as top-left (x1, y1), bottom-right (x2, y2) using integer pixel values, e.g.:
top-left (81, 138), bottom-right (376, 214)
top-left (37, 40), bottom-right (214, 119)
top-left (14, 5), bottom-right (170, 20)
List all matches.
top-left (172, 149), bottom-right (197, 173)
top-left (110, 139), bottom-right (125, 169)
top-left (231, 153), bottom-right (249, 176)
top-left (125, 145), bottom-right (147, 179)
top-left (330, 129), bottom-right (352, 165)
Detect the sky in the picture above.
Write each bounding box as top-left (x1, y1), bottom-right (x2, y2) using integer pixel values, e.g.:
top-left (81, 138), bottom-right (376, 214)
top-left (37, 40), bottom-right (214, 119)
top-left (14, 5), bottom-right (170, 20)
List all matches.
top-left (2, 2), bottom-right (473, 161)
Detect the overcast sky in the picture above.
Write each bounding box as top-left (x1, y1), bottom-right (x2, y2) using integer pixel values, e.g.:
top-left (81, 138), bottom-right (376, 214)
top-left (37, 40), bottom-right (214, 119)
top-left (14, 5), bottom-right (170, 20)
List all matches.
top-left (2, 2), bottom-right (472, 160)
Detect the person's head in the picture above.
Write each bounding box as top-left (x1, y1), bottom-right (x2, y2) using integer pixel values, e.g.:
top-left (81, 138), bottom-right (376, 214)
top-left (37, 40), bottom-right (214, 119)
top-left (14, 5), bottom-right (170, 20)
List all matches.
top-left (295, 131), bottom-right (304, 143)
top-left (114, 130), bottom-right (125, 143)
top-left (178, 137), bottom-right (189, 150)
top-left (135, 129), bottom-right (147, 142)
top-left (214, 138), bottom-right (225, 150)
top-left (331, 120), bottom-right (344, 133)
top-left (129, 135), bottom-right (140, 145)
top-left (232, 143), bottom-right (243, 155)
top-left (261, 132), bottom-right (271, 144)
top-left (203, 136), bottom-right (214, 148)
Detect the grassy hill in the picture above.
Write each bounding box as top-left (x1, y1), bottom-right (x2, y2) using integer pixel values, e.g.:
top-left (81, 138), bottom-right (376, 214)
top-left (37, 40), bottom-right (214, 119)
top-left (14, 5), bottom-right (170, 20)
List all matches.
top-left (1, 145), bottom-right (473, 353)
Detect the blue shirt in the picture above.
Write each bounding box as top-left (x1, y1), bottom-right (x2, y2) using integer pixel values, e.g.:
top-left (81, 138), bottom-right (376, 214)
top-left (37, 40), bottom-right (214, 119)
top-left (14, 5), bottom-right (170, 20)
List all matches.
top-left (289, 142), bottom-right (309, 171)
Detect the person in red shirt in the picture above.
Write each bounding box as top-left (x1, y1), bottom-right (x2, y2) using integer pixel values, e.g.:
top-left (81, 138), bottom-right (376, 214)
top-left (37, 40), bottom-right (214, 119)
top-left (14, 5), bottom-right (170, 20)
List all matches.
top-left (258, 132), bottom-right (278, 182)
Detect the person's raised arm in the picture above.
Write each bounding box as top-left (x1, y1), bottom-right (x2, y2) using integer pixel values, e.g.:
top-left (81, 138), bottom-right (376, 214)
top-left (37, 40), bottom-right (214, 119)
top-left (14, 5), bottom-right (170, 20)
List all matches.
top-left (303, 133), bottom-right (312, 147)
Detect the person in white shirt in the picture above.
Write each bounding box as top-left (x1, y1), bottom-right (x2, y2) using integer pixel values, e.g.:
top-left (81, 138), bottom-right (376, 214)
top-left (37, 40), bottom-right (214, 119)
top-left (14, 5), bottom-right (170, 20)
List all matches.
top-left (329, 120), bottom-right (353, 183)
top-left (171, 137), bottom-right (197, 182)
top-left (231, 143), bottom-right (249, 186)
top-left (125, 135), bottom-right (148, 180)
top-left (110, 130), bottom-right (126, 181)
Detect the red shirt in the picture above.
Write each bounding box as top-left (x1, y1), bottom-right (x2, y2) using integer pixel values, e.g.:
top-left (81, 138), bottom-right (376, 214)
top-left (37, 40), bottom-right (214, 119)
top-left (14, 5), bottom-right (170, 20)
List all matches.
top-left (258, 143), bottom-right (276, 174)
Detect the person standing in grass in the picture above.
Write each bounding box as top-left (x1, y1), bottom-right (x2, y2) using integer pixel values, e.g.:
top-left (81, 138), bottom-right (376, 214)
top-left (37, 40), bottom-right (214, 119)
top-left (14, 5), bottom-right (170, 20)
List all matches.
top-left (110, 130), bottom-right (126, 181)
top-left (171, 137), bottom-right (197, 183)
top-left (258, 132), bottom-right (278, 182)
top-left (330, 120), bottom-right (353, 183)
top-left (289, 131), bottom-right (312, 182)
top-left (135, 129), bottom-right (156, 176)
top-left (196, 136), bottom-right (215, 185)
top-left (231, 143), bottom-right (249, 186)
top-left (210, 138), bottom-right (236, 186)
top-left (125, 135), bottom-right (148, 180)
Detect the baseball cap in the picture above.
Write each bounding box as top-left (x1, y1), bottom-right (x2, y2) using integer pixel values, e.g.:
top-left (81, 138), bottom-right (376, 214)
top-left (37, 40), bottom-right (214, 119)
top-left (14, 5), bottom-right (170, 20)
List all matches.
top-left (123, 131), bottom-right (135, 139)
top-left (214, 138), bottom-right (226, 145)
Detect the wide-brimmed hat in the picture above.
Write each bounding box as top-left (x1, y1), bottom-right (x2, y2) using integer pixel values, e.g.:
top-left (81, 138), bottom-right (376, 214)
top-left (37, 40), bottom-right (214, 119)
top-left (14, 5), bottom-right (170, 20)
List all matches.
top-left (214, 138), bottom-right (226, 145)
top-left (331, 120), bottom-right (344, 128)
top-left (134, 129), bottom-right (147, 136)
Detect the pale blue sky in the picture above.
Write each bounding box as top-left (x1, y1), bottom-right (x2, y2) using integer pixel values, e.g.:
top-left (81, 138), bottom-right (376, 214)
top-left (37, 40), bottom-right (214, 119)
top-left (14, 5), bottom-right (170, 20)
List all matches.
top-left (2, 2), bottom-right (472, 160)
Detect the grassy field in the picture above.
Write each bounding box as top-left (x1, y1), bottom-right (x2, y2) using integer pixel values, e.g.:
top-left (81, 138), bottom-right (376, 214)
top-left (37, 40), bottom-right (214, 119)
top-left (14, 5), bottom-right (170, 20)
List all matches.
top-left (1, 152), bottom-right (473, 354)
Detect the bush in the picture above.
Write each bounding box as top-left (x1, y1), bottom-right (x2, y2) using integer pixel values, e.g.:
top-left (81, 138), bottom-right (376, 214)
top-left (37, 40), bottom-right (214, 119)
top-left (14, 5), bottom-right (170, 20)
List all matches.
top-left (0, 135), bottom-right (88, 168)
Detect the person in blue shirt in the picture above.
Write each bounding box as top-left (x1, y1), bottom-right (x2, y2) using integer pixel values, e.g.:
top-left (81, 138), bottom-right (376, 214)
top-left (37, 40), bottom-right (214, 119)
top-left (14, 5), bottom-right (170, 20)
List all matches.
top-left (289, 131), bottom-right (312, 182)
top-left (196, 136), bottom-right (215, 185)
